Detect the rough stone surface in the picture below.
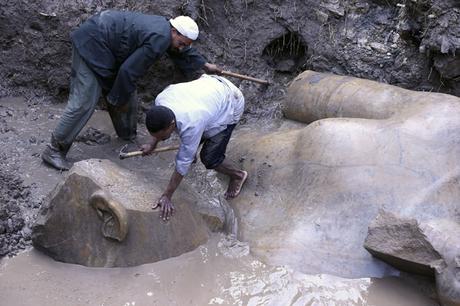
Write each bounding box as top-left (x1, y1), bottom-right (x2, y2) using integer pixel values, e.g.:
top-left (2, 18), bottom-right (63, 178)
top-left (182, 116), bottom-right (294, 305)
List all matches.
top-left (364, 210), bottom-right (442, 277)
top-left (422, 220), bottom-right (460, 306)
top-left (32, 159), bottom-right (210, 267)
top-left (364, 213), bottom-right (460, 306)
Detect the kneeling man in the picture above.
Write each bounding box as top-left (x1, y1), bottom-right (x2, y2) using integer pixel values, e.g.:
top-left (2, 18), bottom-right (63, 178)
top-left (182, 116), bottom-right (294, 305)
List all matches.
top-left (142, 74), bottom-right (248, 220)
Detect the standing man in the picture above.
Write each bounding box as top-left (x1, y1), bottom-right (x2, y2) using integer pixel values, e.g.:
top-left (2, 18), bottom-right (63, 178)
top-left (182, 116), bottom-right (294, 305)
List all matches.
top-left (142, 74), bottom-right (248, 221)
top-left (42, 10), bottom-right (221, 171)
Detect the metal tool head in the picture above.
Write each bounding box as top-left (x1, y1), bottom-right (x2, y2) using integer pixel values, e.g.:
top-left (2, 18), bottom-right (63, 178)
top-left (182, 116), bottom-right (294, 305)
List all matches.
top-left (119, 144), bottom-right (144, 160)
top-left (119, 144), bottom-right (129, 159)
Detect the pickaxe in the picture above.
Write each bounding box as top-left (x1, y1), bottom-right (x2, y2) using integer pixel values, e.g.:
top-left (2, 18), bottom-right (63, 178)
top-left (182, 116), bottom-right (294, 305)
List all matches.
top-left (119, 144), bottom-right (179, 160)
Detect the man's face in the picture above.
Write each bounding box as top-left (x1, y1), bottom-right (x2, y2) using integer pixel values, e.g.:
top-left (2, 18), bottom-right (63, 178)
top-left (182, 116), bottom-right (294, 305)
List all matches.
top-left (170, 29), bottom-right (193, 52)
top-left (150, 122), bottom-right (175, 141)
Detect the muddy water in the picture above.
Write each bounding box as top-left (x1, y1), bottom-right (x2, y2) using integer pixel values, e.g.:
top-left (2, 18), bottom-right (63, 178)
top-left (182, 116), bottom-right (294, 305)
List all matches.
top-left (0, 234), bottom-right (437, 306)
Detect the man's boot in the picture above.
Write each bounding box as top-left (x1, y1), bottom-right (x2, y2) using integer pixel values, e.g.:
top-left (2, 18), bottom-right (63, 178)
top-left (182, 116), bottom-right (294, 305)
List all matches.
top-left (41, 135), bottom-right (72, 171)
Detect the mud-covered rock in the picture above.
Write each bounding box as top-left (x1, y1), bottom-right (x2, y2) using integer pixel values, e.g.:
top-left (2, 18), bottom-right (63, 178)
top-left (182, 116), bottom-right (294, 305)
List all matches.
top-left (75, 127), bottom-right (111, 145)
top-left (365, 212), bottom-right (460, 306)
top-left (363, 210), bottom-right (442, 276)
top-left (32, 159), bottom-right (210, 267)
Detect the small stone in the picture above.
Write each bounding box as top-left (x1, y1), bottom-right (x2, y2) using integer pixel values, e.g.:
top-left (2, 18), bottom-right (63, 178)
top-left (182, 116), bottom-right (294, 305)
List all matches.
top-left (21, 227), bottom-right (32, 238)
top-left (315, 9), bottom-right (329, 23)
top-left (370, 42), bottom-right (388, 53)
top-left (0, 245), bottom-right (9, 256)
top-left (255, 192), bottom-right (259, 196)
top-left (419, 45), bottom-right (426, 54)
top-left (7, 202), bottom-right (20, 212)
top-left (7, 219), bottom-right (13, 233)
top-left (20, 189), bottom-right (30, 198)
top-left (13, 217), bottom-right (25, 231)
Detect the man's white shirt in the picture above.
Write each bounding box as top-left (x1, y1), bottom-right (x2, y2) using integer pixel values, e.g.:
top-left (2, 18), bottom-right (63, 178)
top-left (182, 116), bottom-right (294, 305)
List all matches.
top-left (155, 74), bottom-right (244, 175)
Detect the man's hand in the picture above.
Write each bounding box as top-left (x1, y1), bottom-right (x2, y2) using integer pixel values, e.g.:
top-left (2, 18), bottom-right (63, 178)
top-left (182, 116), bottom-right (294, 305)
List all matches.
top-left (140, 142), bottom-right (156, 156)
top-left (141, 137), bottom-right (159, 156)
top-left (203, 63), bottom-right (223, 75)
top-left (155, 170), bottom-right (183, 221)
top-left (157, 195), bottom-right (175, 221)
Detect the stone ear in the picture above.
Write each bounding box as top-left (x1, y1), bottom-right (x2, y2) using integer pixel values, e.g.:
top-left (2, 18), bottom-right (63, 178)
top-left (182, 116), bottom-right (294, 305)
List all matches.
top-left (89, 189), bottom-right (128, 242)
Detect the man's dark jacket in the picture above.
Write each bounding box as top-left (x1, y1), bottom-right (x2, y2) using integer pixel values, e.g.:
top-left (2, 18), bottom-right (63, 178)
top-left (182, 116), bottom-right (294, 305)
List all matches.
top-left (71, 10), bottom-right (206, 106)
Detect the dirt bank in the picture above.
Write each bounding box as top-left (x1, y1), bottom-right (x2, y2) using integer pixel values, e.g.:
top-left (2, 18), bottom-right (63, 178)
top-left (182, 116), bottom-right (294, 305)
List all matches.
top-left (1, 1), bottom-right (459, 107)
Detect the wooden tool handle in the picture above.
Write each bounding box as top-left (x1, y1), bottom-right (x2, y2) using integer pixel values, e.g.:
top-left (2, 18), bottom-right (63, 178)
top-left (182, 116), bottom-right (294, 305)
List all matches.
top-left (221, 70), bottom-right (269, 85)
top-left (120, 151), bottom-right (143, 159)
top-left (152, 145), bottom-right (180, 153)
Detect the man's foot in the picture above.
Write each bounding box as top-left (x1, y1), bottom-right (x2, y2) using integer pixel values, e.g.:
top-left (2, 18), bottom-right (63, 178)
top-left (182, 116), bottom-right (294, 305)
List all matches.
top-left (225, 170), bottom-right (248, 199)
top-left (41, 145), bottom-right (72, 171)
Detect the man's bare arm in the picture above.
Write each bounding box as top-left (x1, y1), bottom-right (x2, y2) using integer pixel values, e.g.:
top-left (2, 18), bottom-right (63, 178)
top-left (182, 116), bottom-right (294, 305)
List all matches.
top-left (157, 169), bottom-right (184, 221)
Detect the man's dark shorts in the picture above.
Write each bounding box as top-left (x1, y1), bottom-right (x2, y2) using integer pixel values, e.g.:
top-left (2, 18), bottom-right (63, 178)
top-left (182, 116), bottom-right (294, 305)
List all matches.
top-left (200, 124), bottom-right (236, 169)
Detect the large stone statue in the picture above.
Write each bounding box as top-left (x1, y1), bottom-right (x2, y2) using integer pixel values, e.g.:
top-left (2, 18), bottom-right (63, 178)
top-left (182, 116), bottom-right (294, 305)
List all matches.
top-left (227, 70), bottom-right (459, 304)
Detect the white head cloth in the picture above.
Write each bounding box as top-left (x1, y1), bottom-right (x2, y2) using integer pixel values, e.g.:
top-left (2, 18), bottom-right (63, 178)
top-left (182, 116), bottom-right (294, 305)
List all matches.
top-left (169, 16), bottom-right (199, 40)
